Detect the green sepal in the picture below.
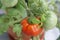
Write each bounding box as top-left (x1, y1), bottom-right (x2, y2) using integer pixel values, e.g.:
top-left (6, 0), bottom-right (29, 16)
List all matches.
top-left (28, 16), bottom-right (41, 24)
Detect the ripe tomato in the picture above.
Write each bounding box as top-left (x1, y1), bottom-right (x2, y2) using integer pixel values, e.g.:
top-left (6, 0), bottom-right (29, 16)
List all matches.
top-left (21, 17), bottom-right (43, 36)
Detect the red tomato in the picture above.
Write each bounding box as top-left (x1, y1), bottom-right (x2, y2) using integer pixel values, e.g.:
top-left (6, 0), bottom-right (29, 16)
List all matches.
top-left (21, 17), bottom-right (43, 36)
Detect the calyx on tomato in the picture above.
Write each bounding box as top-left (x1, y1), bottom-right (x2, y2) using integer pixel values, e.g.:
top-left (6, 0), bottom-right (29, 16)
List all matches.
top-left (21, 17), bottom-right (43, 36)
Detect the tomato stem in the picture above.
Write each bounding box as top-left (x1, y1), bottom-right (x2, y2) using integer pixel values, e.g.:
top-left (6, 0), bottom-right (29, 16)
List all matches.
top-left (32, 35), bottom-right (40, 40)
top-left (26, 8), bottom-right (34, 16)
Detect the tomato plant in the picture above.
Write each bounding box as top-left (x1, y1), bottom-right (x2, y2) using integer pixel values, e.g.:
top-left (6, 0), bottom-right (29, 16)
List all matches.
top-left (0, 0), bottom-right (58, 40)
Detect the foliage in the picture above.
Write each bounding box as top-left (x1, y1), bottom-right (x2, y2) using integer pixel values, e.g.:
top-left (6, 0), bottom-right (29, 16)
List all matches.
top-left (0, 0), bottom-right (27, 35)
top-left (0, 15), bottom-right (9, 34)
top-left (13, 24), bottom-right (22, 37)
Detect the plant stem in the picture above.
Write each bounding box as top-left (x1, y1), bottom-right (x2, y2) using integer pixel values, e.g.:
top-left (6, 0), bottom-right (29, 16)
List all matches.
top-left (32, 35), bottom-right (40, 40)
top-left (26, 7), bottom-right (34, 16)
top-left (8, 18), bottom-right (23, 26)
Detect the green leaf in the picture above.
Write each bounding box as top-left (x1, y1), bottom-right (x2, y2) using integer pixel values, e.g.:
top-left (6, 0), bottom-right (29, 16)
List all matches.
top-left (13, 24), bottom-right (22, 37)
top-left (0, 15), bottom-right (9, 35)
top-left (7, 8), bottom-right (23, 20)
top-left (7, 8), bottom-right (25, 25)
top-left (28, 0), bottom-right (49, 17)
top-left (18, 0), bottom-right (27, 8)
top-left (0, 15), bottom-right (9, 23)
top-left (16, 3), bottom-right (27, 19)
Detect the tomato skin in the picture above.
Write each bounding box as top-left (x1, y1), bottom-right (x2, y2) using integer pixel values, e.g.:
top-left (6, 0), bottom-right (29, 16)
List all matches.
top-left (29, 24), bottom-right (40, 36)
top-left (21, 17), bottom-right (43, 36)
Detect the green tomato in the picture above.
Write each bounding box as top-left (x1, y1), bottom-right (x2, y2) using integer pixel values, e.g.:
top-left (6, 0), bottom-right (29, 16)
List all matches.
top-left (44, 11), bottom-right (57, 31)
top-left (1, 0), bottom-right (18, 7)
